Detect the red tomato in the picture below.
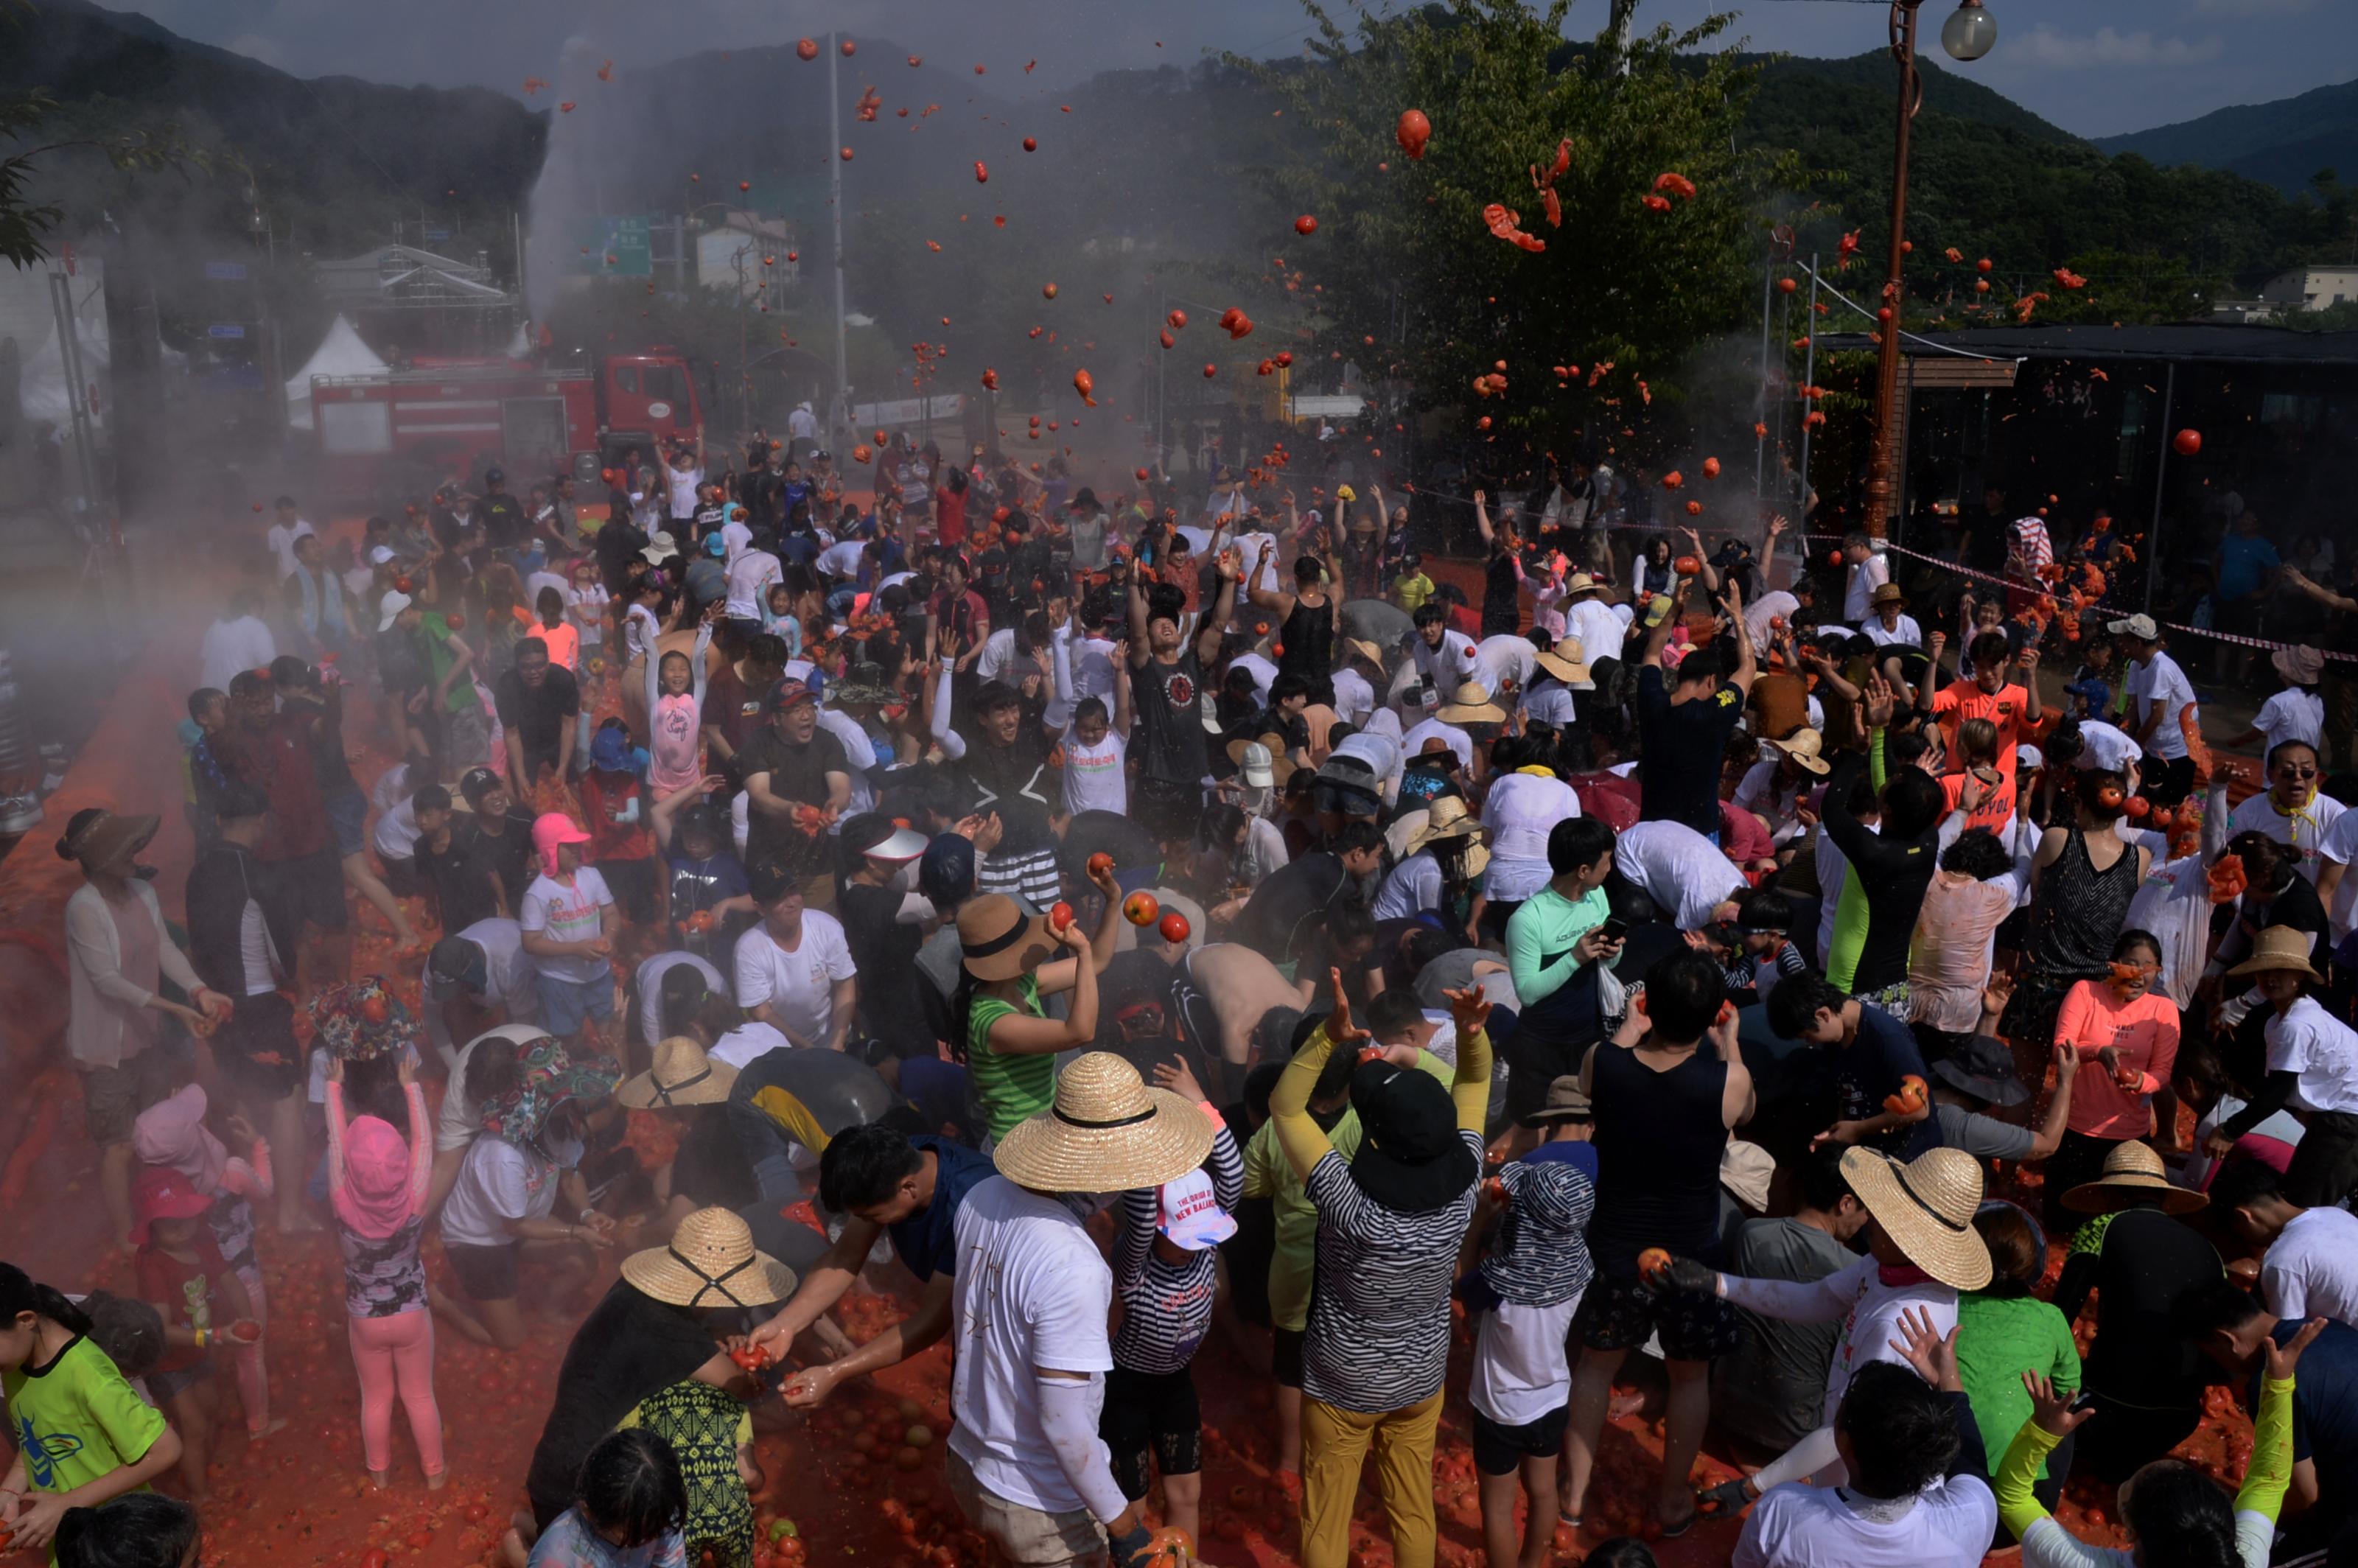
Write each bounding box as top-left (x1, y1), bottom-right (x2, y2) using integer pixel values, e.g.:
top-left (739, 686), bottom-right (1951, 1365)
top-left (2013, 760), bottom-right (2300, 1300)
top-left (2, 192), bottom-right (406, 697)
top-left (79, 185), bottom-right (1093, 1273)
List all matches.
top-left (1295, 214), bottom-right (1318, 235)
top-left (1049, 901), bottom-right (1075, 934)
top-left (1122, 892), bottom-right (1161, 927)
top-left (1396, 108), bottom-right (1431, 158)
top-left (1158, 911), bottom-right (1191, 944)
top-left (1087, 852), bottom-right (1115, 877)
top-left (2173, 429), bottom-right (2203, 456)
top-left (797, 38), bottom-right (819, 60)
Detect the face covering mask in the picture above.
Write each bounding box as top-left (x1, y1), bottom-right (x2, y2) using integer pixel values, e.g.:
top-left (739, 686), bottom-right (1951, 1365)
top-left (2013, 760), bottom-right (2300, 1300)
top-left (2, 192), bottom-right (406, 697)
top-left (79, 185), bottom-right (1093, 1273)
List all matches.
top-left (543, 1135), bottom-right (585, 1170)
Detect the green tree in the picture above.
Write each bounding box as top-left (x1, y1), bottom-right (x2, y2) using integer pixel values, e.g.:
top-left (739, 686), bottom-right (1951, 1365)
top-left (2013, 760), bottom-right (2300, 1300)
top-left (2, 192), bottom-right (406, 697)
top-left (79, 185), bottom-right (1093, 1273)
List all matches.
top-left (1231, 0), bottom-right (1791, 446)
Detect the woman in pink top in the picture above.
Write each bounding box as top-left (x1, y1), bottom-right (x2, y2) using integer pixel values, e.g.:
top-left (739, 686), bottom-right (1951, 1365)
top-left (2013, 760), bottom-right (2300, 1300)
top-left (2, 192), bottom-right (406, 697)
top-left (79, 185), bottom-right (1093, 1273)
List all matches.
top-left (2046, 928), bottom-right (2180, 1225)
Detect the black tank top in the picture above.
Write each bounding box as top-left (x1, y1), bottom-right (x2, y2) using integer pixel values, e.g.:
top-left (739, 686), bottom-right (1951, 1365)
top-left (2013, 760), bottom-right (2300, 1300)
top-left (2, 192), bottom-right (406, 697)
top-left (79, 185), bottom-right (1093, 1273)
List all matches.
top-left (1279, 595), bottom-right (1335, 687)
top-left (1586, 1043), bottom-right (1730, 1275)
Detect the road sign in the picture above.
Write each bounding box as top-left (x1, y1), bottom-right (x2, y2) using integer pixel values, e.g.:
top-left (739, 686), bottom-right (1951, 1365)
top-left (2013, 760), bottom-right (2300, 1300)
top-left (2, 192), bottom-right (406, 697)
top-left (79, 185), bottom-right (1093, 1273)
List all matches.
top-left (563, 216), bottom-right (654, 278)
top-left (207, 323), bottom-right (246, 339)
top-left (203, 261), bottom-right (247, 281)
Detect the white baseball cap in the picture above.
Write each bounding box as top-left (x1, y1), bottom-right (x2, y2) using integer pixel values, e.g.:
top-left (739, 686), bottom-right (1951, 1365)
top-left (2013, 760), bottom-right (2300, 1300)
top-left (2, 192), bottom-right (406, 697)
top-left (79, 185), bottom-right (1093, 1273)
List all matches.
top-left (1239, 741), bottom-right (1276, 788)
top-left (377, 590), bottom-right (413, 631)
top-left (2106, 614), bottom-right (2160, 641)
top-left (368, 545), bottom-right (396, 565)
top-left (1155, 1168), bottom-right (1237, 1251)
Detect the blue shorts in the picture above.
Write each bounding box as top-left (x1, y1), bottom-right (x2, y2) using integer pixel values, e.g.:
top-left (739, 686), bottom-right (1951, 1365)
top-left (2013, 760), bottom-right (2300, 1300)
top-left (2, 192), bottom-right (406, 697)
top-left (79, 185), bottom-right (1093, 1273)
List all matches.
top-left (324, 788), bottom-right (369, 859)
top-left (536, 973), bottom-right (615, 1037)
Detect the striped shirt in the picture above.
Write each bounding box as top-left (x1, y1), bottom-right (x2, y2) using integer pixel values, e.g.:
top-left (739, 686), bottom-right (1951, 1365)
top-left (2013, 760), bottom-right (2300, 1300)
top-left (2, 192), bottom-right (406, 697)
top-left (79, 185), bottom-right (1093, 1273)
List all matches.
top-left (1301, 1130), bottom-right (1484, 1413)
top-left (1111, 1122), bottom-right (1245, 1376)
top-left (1477, 1158), bottom-right (1596, 1308)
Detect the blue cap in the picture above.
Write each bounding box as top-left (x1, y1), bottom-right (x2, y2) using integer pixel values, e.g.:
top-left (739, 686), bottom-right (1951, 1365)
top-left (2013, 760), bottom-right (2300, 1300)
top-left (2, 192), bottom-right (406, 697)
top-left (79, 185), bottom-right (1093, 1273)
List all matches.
top-left (706, 531), bottom-right (728, 557)
top-left (590, 727), bottom-right (634, 772)
top-left (2065, 676), bottom-right (2111, 709)
top-left (919, 833), bottom-right (976, 907)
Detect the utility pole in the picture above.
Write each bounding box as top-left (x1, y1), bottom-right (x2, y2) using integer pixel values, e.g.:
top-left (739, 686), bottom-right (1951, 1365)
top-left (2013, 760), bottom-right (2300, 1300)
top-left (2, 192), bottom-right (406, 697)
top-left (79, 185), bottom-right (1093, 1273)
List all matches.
top-left (828, 30), bottom-right (850, 447)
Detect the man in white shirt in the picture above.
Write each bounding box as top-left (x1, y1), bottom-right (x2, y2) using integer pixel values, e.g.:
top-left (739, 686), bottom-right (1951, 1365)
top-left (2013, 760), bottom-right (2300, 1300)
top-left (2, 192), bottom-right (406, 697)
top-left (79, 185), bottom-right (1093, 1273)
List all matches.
top-left (719, 503), bottom-right (755, 567)
top-left (665, 444), bottom-right (704, 527)
top-left (198, 589), bottom-right (279, 696)
top-left (1562, 578), bottom-right (1629, 687)
top-left (1614, 819), bottom-right (1746, 931)
top-left (2055, 715), bottom-right (2144, 780)
top-left (2211, 1158), bottom-right (2358, 1328)
top-left (1332, 640), bottom-right (1384, 729)
top-left (2227, 740), bottom-right (2344, 881)
top-left (786, 400), bottom-right (819, 447)
top-left (724, 539), bottom-right (784, 629)
top-left (1840, 533), bottom-right (1889, 626)
top-left (420, 919), bottom-right (540, 1065)
top-left (948, 1054), bottom-right (1206, 1568)
top-left (2111, 615), bottom-right (2200, 802)
top-left (1475, 633), bottom-right (1538, 701)
top-left (1409, 603), bottom-right (1481, 697)
top-left (733, 861), bottom-right (857, 1051)
top-left (265, 494), bottom-right (315, 580)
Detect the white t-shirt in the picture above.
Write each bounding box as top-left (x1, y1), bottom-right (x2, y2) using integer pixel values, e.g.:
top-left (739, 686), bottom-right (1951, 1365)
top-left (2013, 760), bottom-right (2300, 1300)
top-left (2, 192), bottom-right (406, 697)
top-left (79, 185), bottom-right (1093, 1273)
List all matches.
top-left (2125, 853), bottom-right (2216, 1011)
top-left (1332, 667), bottom-right (1376, 729)
top-left (421, 917), bottom-right (539, 1060)
top-left (1745, 591), bottom-right (1799, 651)
top-left (1229, 651), bottom-right (1277, 703)
top-left (370, 762), bottom-right (421, 861)
top-left (1615, 820), bottom-right (1746, 931)
top-left (708, 1021), bottom-right (792, 1070)
top-left (724, 550), bottom-right (783, 621)
top-left (633, 950), bottom-right (727, 1062)
top-left (947, 1176), bottom-right (1116, 1516)
top-left (2265, 995), bottom-right (2358, 1116)
top-left (1402, 718), bottom-right (1474, 773)
top-left (721, 518), bottom-right (754, 567)
top-left (1062, 732), bottom-right (1126, 816)
top-left (665, 463), bottom-right (704, 519)
top-left (439, 1135), bottom-right (559, 1248)
top-left (1482, 772), bottom-right (1579, 903)
top-left (266, 519), bottom-right (315, 580)
top-left (2260, 1204), bottom-right (2358, 1326)
top-left (198, 615), bottom-right (279, 696)
top-left (1863, 615), bottom-right (1922, 649)
top-left (2321, 809), bottom-right (2358, 941)
top-left (1733, 1475), bottom-right (1997, 1568)
top-left (2074, 719), bottom-right (2143, 775)
top-left (568, 583), bottom-right (612, 645)
top-left (1373, 851), bottom-right (1444, 920)
top-left (436, 1024), bottom-right (551, 1153)
top-left (1411, 629), bottom-right (1482, 698)
top-left (815, 707), bottom-right (879, 821)
top-left (1522, 681), bottom-right (1577, 729)
top-left (732, 913), bottom-right (856, 1048)
top-left (976, 628), bottom-right (1026, 685)
top-left (2127, 651), bottom-right (2197, 760)
top-left (1564, 600), bottom-right (1628, 682)
top-left (816, 540), bottom-right (866, 581)
top-left (2228, 791), bottom-right (2345, 881)
top-left (1475, 634), bottom-right (1537, 697)
top-left (2254, 688), bottom-right (2326, 756)
top-left (1467, 1292), bottom-right (1584, 1427)
top-left (1842, 552), bottom-right (1890, 623)
top-left (520, 869), bottom-right (614, 985)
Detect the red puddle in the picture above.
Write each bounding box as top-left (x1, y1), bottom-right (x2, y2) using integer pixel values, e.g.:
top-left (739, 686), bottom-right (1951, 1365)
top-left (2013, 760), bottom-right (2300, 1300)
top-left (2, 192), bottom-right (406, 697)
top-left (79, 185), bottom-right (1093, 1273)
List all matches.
top-left (0, 551), bottom-right (2253, 1568)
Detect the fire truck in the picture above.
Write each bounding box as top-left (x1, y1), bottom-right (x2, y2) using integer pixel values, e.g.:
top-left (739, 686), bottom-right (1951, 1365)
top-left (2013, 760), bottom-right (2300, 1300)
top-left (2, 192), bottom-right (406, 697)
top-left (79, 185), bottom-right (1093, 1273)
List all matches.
top-left (304, 351), bottom-right (702, 501)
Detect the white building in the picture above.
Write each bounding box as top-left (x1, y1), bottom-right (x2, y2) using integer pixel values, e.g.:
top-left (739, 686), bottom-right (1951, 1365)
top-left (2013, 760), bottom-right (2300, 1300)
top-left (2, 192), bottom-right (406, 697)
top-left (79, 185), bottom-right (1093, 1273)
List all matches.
top-left (2259, 266), bottom-right (2358, 314)
top-left (696, 214), bottom-right (797, 301)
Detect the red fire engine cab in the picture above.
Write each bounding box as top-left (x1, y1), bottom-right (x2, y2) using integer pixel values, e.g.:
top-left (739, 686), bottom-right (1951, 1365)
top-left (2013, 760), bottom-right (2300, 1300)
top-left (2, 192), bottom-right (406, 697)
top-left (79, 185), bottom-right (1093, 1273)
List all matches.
top-left (306, 351), bottom-right (701, 500)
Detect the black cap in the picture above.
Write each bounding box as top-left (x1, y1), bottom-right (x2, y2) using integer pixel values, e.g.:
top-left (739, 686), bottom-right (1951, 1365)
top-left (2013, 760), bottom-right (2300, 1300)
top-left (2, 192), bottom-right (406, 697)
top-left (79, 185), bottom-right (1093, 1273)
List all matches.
top-left (458, 766), bottom-right (503, 806)
top-left (484, 466), bottom-right (505, 484)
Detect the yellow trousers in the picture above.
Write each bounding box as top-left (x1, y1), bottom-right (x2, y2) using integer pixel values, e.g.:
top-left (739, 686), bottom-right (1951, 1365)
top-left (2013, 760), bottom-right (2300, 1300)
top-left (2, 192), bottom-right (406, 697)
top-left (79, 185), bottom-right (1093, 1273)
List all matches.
top-left (1299, 1386), bottom-right (1444, 1568)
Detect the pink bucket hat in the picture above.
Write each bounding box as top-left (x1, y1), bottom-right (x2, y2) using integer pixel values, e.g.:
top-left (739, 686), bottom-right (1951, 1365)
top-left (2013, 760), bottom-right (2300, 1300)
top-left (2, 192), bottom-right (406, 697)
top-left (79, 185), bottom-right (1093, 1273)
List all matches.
top-left (531, 811), bottom-right (592, 878)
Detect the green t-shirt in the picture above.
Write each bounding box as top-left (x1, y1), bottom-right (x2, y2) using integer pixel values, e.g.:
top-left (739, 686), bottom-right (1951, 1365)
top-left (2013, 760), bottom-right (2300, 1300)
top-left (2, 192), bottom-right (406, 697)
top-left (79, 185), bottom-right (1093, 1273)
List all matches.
top-left (422, 612), bottom-right (482, 716)
top-left (1956, 1292), bottom-right (2082, 1479)
top-left (618, 1379), bottom-right (754, 1550)
top-left (969, 975), bottom-right (1054, 1144)
top-left (1, 1335), bottom-right (168, 1519)
top-left (1242, 1049), bottom-right (1453, 1332)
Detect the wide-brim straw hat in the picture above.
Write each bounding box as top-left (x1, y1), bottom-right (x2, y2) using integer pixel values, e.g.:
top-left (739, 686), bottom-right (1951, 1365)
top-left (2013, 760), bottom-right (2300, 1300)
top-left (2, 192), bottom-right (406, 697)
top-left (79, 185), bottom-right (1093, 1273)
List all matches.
top-left (958, 893), bottom-right (1055, 983)
top-left (993, 1051), bottom-right (1215, 1194)
top-left (60, 809), bottom-right (160, 871)
top-left (1564, 573), bottom-right (1609, 599)
top-left (2062, 1140), bottom-right (2208, 1216)
top-left (1436, 682), bottom-right (1506, 726)
top-left (616, 1036), bottom-right (740, 1110)
top-left (1345, 637), bottom-right (1386, 669)
top-left (2227, 925), bottom-right (2323, 982)
top-left (1871, 582), bottom-right (1909, 609)
top-left (1766, 727), bottom-right (1833, 776)
top-left (1535, 646), bottom-right (1589, 685)
top-left (620, 1206), bottom-right (796, 1309)
top-left (1839, 1145), bottom-right (1993, 1290)
top-left (1407, 795), bottom-right (1485, 855)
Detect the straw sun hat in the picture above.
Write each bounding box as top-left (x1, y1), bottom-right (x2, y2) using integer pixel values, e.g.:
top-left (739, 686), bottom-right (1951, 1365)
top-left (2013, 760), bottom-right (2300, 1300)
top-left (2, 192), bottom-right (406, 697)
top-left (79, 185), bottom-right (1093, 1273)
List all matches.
top-left (1838, 1145), bottom-right (1993, 1290)
top-left (1436, 682), bottom-right (1507, 726)
top-left (615, 1037), bottom-right (739, 1110)
top-left (1534, 645), bottom-right (1589, 686)
top-left (1766, 727), bottom-right (1833, 777)
top-left (993, 1051), bottom-right (1214, 1194)
top-left (620, 1206), bottom-right (797, 1309)
top-left (2227, 925), bottom-right (2323, 983)
top-left (959, 894), bottom-right (1056, 983)
top-left (2061, 1140), bottom-right (2208, 1217)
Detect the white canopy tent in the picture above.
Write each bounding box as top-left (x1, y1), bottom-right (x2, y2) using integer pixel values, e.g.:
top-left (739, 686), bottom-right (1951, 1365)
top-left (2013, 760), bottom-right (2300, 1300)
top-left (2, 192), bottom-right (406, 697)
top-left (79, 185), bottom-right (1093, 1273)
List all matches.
top-left (284, 315), bottom-right (388, 431)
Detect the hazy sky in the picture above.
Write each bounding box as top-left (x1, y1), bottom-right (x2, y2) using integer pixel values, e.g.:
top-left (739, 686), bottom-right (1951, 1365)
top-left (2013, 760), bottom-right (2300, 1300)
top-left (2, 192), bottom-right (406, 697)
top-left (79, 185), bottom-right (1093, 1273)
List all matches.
top-left (137, 0), bottom-right (2353, 141)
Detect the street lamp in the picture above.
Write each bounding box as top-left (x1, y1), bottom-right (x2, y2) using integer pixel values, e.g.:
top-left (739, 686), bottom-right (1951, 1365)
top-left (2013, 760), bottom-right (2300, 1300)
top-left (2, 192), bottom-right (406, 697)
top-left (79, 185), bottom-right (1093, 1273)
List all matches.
top-left (1862, 0), bottom-right (1997, 540)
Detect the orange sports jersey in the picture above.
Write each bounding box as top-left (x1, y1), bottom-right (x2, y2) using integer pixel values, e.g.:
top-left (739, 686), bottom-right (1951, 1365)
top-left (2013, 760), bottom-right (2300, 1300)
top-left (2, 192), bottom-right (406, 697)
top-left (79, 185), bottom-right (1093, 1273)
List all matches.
top-left (1928, 682), bottom-right (2044, 773)
top-left (1939, 769), bottom-right (2017, 833)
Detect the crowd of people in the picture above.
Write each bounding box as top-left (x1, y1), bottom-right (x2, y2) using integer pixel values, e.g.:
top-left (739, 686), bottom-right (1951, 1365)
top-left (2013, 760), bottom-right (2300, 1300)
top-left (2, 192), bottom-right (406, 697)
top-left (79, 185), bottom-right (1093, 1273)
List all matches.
top-left (8, 429), bottom-right (2358, 1568)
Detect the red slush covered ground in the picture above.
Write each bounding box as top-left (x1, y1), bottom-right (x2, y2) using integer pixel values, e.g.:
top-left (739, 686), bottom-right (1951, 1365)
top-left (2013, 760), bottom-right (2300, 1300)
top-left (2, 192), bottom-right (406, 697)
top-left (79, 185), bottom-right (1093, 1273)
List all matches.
top-left (0, 558), bottom-right (2255, 1568)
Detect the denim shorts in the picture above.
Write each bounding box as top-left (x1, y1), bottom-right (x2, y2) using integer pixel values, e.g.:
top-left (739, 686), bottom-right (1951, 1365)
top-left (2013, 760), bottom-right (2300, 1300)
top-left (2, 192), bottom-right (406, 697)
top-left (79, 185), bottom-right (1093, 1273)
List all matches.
top-left (536, 973), bottom-right (615, 1037)
top-left (324, 787), bottom-right (369, 859)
